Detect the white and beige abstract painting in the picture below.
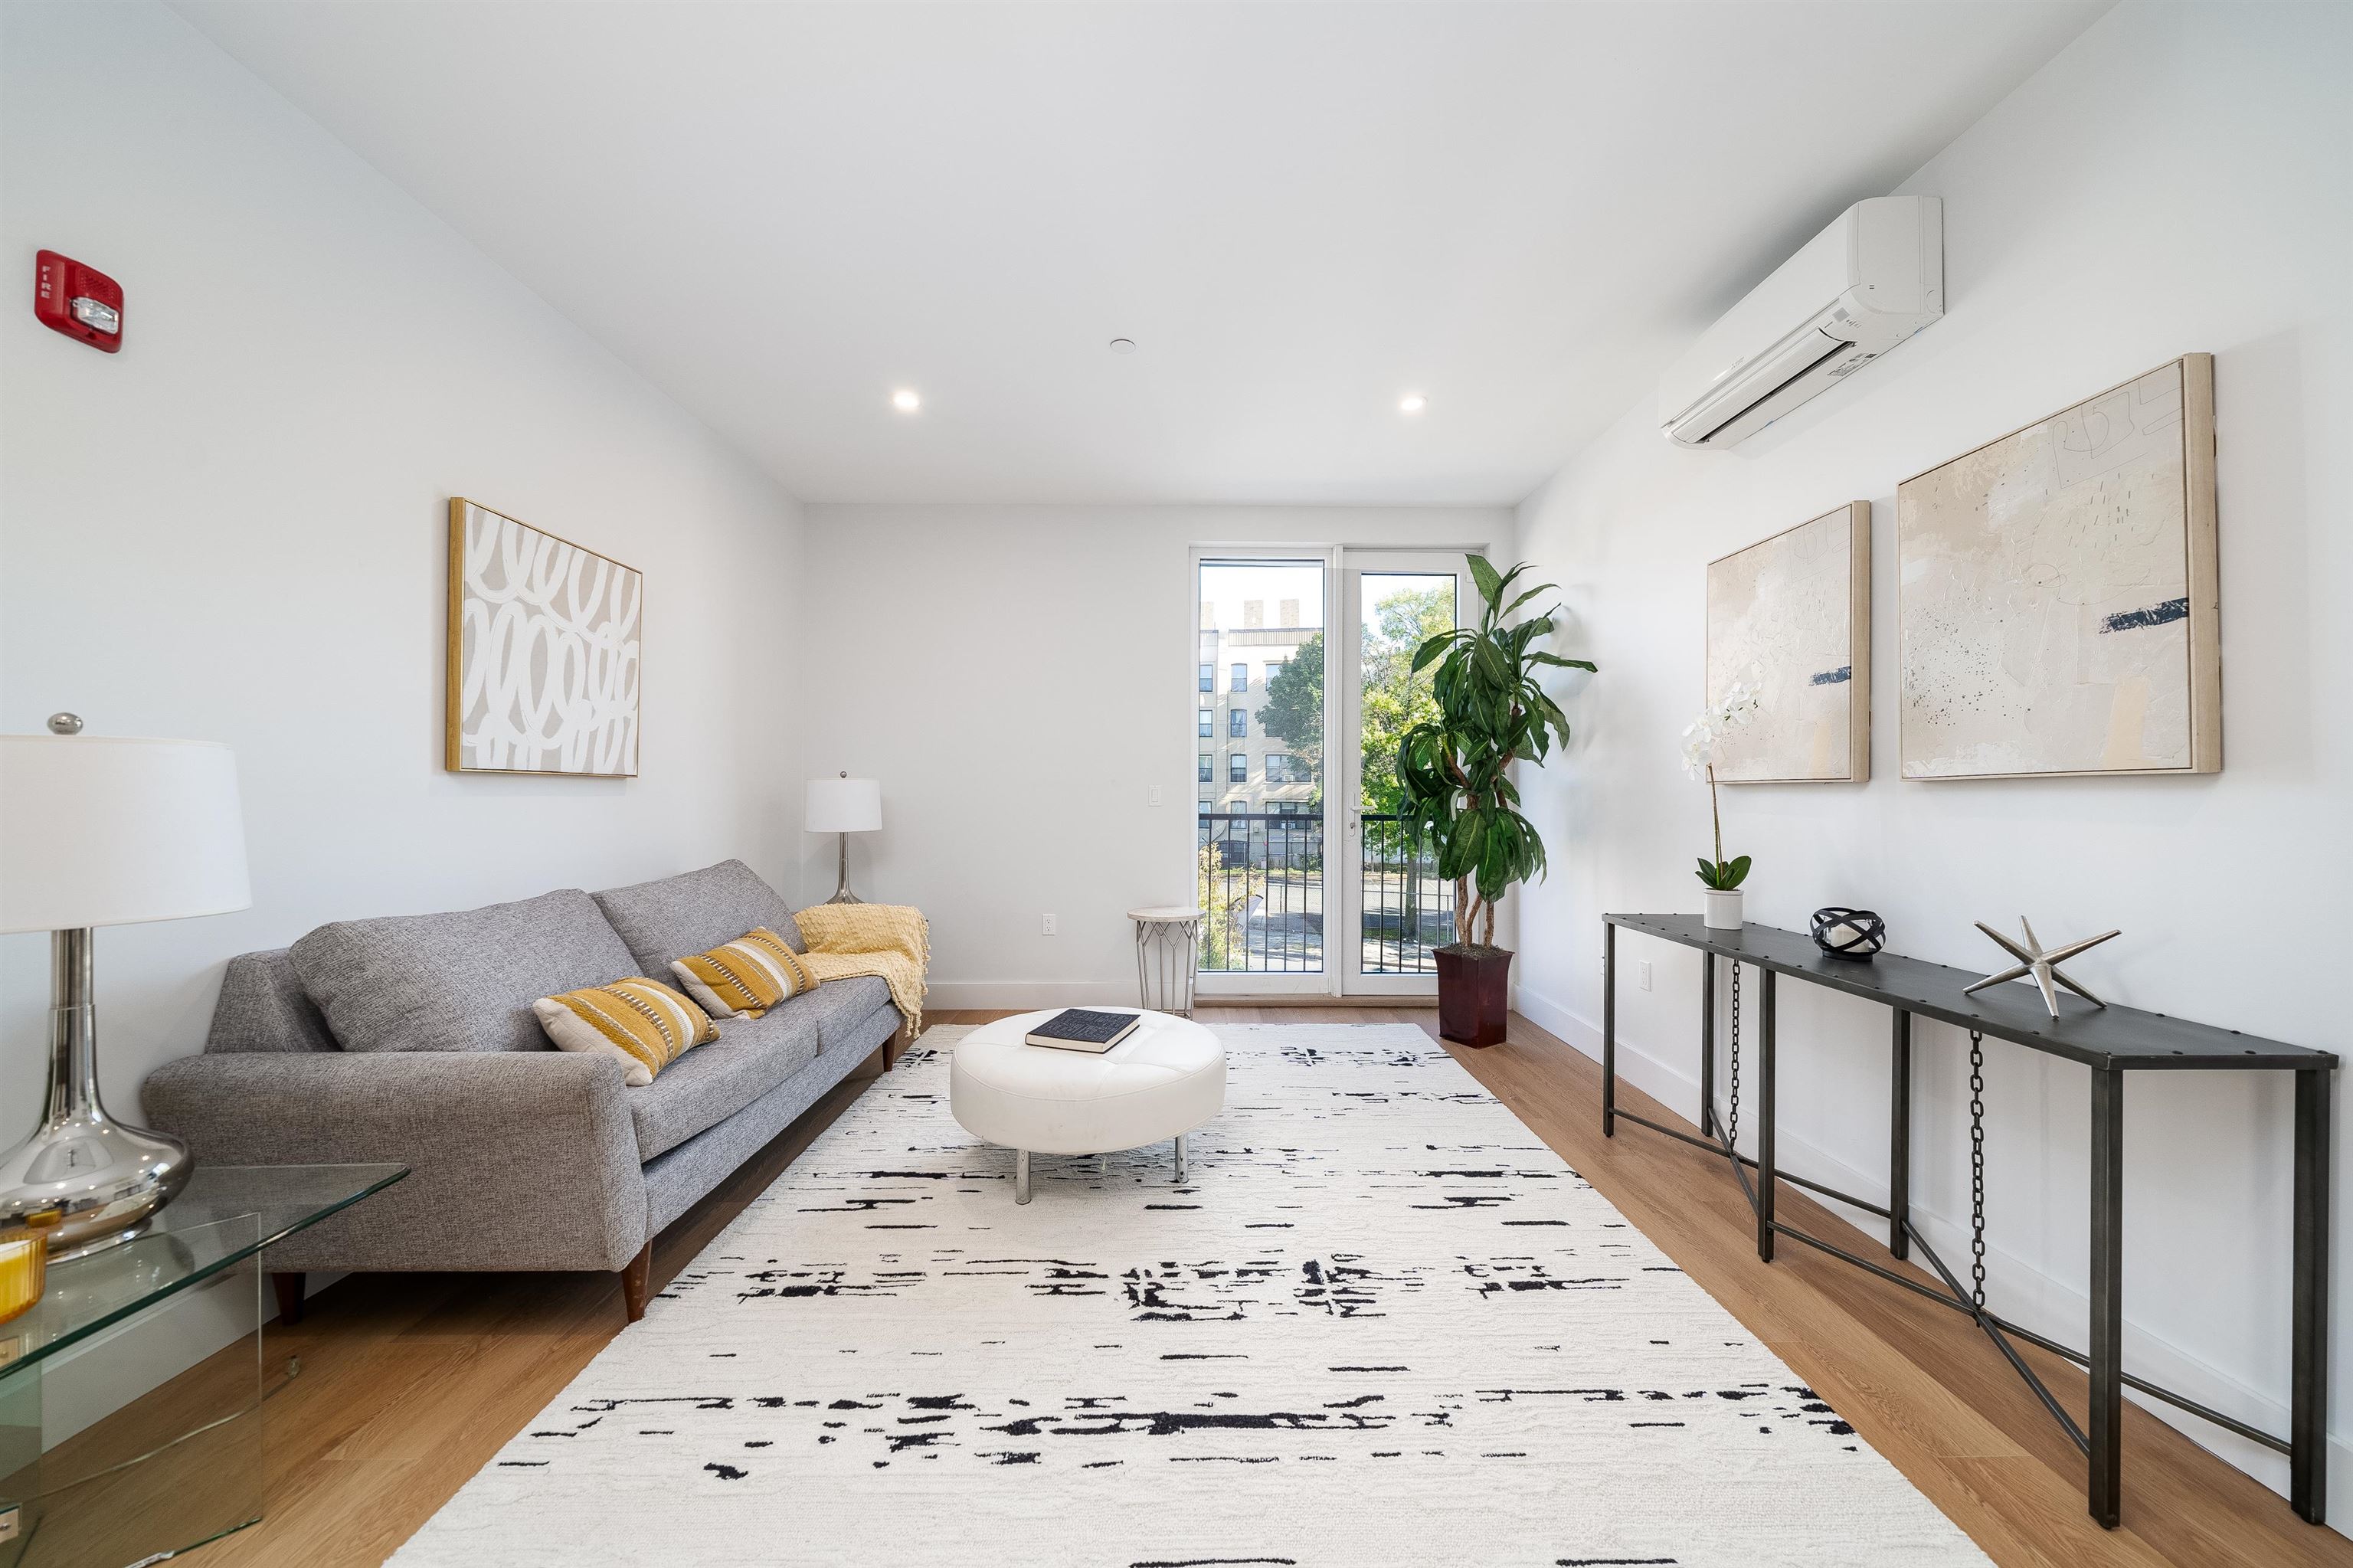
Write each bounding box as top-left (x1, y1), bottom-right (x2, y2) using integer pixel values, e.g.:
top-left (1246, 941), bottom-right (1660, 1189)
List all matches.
top-left (1897, 355), bottom-right (2219, 780)
top-left (1706, 502), bottom-right (1871, 783)
top-left (446, 499), bottom-right (642, 777)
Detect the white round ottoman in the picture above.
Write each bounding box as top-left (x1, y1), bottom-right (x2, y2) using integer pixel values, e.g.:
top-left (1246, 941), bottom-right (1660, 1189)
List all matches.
top-left (951, 1009), bottom-right (1226, 1203)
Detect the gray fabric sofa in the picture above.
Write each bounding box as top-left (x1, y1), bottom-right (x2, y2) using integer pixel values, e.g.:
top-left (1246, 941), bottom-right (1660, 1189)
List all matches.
top-left (142, 860), bottom-right (902, 1322)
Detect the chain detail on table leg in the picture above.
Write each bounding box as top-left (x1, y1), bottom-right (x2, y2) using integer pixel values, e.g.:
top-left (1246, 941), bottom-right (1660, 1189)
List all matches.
top-left (1726, 961), bottom-right (1742, 1155)
top-left (1969, 1029), bottom-right (1988, 1311)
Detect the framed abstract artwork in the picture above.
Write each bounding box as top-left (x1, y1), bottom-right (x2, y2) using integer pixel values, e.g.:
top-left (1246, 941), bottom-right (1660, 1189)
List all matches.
top-left (445, 498), bottom-right (642, 777)
top-left (1897, 354), bottom-right (2218, 780)
top-left (1705, 501), bottom-right (1871, 783)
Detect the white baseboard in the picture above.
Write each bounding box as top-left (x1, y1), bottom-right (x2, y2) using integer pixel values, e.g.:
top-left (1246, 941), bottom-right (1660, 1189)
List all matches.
top-left (1514, 980), bottom-right (2352, 1532)
top-left (925, 978), bottom-right (1139, 1010)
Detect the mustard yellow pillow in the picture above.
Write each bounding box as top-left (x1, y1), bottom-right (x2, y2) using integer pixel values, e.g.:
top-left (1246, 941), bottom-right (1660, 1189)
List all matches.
top-left (533, 977), bottom-right (716, 1086)
top-left (669, 927), bottom-right (817, 1019)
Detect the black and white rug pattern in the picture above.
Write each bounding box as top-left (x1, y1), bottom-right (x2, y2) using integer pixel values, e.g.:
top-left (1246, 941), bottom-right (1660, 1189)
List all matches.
top-left (391, 1024), bottom-right (1986, 1566)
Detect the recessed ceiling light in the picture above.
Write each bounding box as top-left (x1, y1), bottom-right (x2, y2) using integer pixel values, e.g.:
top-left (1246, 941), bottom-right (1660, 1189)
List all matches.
top-left (891, 388), bottom-right (921, 413)
top-left (1399, 393), bottom-right (1428, 414)
top-left (1108, 338), bottom-right (1137, 355)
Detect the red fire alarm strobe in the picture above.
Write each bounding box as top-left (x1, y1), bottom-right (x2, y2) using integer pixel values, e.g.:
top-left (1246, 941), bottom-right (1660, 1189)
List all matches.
top-left (35, 250), bottom-right (123, 352)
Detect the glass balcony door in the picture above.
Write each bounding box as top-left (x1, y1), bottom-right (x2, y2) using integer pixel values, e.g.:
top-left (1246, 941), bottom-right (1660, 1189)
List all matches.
top-left (1334, 554), bottom-right (1464, 996)
top-left (1190, 548), bottom-right (1468, 999)
top-left (1193, 556), bottom-right (1330, 993)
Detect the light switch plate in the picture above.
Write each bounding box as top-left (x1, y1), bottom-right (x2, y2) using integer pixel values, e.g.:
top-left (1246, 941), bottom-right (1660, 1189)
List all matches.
top-left (1638, 961), bottom-right (1654, 991)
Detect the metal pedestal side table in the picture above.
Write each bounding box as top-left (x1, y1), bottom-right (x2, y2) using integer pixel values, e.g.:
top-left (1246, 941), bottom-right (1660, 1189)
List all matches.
top-left (1127, 906), bottom-right (1203, 1017)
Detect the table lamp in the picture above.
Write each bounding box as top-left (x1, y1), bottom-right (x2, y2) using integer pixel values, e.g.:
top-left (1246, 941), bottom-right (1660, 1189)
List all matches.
top-left (805, 772), bottom-right (881, 904)
top-left (0, 715), bottom-right (251, 1259)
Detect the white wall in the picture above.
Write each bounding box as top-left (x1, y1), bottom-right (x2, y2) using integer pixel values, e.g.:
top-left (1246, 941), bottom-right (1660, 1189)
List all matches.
top-left (799, 505), bottom-right (1510, 1006)
top-left (0, 1), bottom-right (807, 1418)
top-left (1512, 0), bottom-right (2351, 1514)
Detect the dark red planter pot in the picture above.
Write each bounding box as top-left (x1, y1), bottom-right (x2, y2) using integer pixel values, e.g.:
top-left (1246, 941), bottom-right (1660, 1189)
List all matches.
top-left (1435, 946), bottom-right (1512, 1047)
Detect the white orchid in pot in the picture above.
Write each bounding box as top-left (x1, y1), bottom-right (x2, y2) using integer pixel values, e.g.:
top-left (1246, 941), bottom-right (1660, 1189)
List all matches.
top-left (1681, 681), bottom-right (1759, 931)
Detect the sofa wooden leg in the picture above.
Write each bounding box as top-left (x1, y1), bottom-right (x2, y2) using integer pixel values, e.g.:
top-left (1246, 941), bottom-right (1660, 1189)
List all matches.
top-left (272, 1272), bottom-right (305, 1327)
top-left (620, 1240), bottom-right (653, 1324)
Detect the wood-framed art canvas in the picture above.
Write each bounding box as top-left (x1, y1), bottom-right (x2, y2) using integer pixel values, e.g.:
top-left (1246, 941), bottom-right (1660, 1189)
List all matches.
top-left (445, 498), bottom-right (642, 777)
top-left (1896, 354), bottom-right (2218, 781)
top-left (1705, 501), bottom-right (1871, 783)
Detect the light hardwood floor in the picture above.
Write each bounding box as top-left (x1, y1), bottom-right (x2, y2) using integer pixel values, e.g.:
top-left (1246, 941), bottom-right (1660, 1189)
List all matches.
top-left (65, 1007), bottom-right (2349, 1567)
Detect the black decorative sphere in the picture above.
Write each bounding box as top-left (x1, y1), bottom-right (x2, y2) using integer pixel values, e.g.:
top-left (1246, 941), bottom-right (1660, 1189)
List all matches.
top-left (1811, 906), bottom-right (1886, 960)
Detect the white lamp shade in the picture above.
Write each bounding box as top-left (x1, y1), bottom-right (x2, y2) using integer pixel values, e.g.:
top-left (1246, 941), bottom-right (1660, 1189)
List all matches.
top-left (804, 776), bottom-right (882, 834)
top-left (2, 735), bottom-right (253, 932)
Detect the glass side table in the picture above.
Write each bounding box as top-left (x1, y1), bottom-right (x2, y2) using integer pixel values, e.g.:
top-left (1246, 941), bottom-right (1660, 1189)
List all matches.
top-left (0, 1163), bottom-right (406, 1567)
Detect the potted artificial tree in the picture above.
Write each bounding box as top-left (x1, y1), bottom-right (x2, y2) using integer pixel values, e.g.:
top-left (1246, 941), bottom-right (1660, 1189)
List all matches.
top-left (1396, 558), bottom-right (1595, 1046)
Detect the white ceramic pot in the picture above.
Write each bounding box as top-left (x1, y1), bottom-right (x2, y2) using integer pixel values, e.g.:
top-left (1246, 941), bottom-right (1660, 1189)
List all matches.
top-left (1702, 888), bottom-right (1745, 931)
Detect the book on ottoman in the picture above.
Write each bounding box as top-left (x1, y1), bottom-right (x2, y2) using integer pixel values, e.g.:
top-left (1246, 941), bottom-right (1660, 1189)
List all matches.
top-left (1025, 1008), bottom-right (1142, 1053)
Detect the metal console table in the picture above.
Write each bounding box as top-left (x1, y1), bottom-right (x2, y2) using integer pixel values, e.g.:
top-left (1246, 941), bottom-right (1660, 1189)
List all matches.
top-left (1601, 914), bottom-right (2335, 1531)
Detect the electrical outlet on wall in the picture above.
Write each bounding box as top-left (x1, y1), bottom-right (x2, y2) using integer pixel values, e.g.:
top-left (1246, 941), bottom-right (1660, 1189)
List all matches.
top-left (1638, 961), bottom-right (1653, 992)
top-left (1042, 913), bottom-right (1057, 936)
top-left (1147, 786), bottom-right (1163, 807)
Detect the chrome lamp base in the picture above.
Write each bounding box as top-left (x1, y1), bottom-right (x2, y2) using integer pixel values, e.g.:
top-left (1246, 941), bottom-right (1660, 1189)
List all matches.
top-left (0, 928), bottom-right (193, 1261)
top-left (825, 830), bottom-right (866, 905)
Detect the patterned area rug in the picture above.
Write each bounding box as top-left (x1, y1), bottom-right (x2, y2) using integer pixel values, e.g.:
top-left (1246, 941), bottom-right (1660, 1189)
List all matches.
top-left (391, 1024), bottom-right (1986, 1566)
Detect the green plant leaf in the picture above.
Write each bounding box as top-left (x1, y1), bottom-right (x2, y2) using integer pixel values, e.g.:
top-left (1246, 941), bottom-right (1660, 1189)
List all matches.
top-left (1409, 630), bottom-right (1459, 674)
top-left (1724, 854), bottom-right (1751, 889)
top-left (1466, 555), bottom-right (1504, 607)
top-left (1502, 582), bottom-right (1556, 620)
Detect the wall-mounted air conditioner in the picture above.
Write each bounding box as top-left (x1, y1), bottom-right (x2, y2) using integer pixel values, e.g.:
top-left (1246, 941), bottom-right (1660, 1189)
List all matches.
top-left (1659, 195), bottom-right (1942, 450)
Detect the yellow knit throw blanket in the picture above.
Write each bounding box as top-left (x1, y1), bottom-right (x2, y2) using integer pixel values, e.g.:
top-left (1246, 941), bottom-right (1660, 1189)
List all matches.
top-left (793, 903), bottom-right (931, 1036)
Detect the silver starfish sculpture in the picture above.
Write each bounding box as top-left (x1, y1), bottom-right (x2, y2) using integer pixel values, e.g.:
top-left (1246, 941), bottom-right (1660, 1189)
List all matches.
top-left (1965, 918), bottom-right (2121, 1017)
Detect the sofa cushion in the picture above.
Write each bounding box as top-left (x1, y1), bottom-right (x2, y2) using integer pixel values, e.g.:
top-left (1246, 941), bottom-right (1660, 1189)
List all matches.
top-left (534, 977), bottom-right (716, 1086)
top-left (670, 927), bottom-right (816, 1019)
top-left (208, 949), bottom-right (340, 1054)
top-left (625, 1003), bottom-right (820, 1160)
top-left (290, 889), bottom-right (639, 1054)
top-left (793, 974), bottom-right (897, 1056)
top-left (593, 860), bottom-right (806, 979)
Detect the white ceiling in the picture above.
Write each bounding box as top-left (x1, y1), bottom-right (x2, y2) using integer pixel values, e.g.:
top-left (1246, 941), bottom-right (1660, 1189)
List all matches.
top-left (176, 2), bottom-right (2106, 506)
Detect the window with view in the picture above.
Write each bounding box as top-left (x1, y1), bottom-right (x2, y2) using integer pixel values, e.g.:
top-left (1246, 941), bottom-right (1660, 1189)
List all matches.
top-left (1197, 755), bottom-right (1212, 784)
top-left (1199, 663), bottom-right (1213, 692)
top-left (1230, 663), bottom-right (1248, 692)
top-left (1197, 708), bottom-right (1212, 738)
top-left (1229, 709), bottom-right (1246, 738)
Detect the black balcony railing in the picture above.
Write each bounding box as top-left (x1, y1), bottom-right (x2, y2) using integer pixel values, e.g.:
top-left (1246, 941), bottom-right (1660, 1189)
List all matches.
top-left (1197, 813), bottom-right (1324, 972)
top-left (1357, 813), bottom-right (1455, 974)
top-left (1194, 812), bottom-right (1453, 976)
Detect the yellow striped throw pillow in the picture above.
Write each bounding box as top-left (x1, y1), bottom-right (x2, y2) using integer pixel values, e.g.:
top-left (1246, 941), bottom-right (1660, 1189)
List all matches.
top-left (669, 927), bottom-right (816, 1020)
top-left (532, 978), bottom-right (716, 1087)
